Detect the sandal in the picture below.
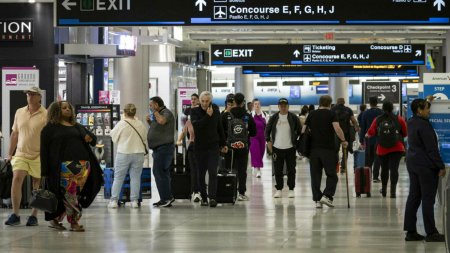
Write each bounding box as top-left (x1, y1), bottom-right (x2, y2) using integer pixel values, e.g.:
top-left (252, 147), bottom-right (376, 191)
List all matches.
top-left (49, 220), bottom-right (67, 231)
top-left (70, 224), bottom-right (85, 232)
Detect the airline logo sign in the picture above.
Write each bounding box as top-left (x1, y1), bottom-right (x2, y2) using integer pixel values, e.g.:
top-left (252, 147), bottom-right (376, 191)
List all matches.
top-left (0, 19), bottom-right (33, 42)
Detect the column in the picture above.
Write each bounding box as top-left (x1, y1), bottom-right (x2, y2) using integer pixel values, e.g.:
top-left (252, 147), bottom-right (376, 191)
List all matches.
top-left (114, 45), bottom-right (150, 123)
top-left (197, 68), bottom-right (211, 93)
top-left (445, 31), bottom-right (450, 73)
top-left (234, 67), bottom-right (255, 100)
top-left (329, 77), bottom-right (349, 104)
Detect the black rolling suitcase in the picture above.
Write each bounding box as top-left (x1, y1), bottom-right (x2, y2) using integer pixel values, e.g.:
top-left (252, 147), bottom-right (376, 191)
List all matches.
top-left (171, 147), bottom-right (191, 199)
top-left (216, 150), bottom-right (237, 204)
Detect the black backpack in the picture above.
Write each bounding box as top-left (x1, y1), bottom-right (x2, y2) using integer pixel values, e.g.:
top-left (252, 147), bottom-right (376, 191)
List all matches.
top-left (227, 112), bottom-right (249, 149)
top-left (376, 114), bottom-right (401, 148)
top-left (334, 106), bottom-right (351, 135)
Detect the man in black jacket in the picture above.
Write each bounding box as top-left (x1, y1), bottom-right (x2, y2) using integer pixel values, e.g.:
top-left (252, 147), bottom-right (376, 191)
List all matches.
top-left (222, 93), bottom-right (256, 201)
top-left (404, 99), bottom-right (446, 242)
top-left (191, 91), bottom-right (227, 207)
top-left (265, 98), bottom-right (301, 198)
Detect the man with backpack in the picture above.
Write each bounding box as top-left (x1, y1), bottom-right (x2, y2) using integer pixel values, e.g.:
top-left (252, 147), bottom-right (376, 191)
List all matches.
top-left (265, 98), bottom-right (301, 198)
top-left (331, 98), bottom-right (360, 173)
top-left (222, 93), bottom-right (256, 201)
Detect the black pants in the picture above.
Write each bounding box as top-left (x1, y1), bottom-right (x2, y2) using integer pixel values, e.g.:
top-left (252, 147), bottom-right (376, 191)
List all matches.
top-left (187, 145), bottom-right (200, 194)
top-left (195, 148), bottom-right (219, 200)
top-left (229, 148), bottom-right (249, 195)
top-left (273, 147), bottom-right (296, 190)
top-left (403, 167), bottom-right (439, 235)
top-left (309, 148), bottom-right (339, 201)
top-left (365, 143), bottom-right (381, 180)
top-left (378, 152), bottom-right (403, 194)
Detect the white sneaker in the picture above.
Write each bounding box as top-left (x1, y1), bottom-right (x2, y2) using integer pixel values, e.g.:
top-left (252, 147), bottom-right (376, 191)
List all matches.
top-left (288, 190), bottom-right (295, 198)
top-left (256, 170), bottom-right (261, 178)
top-left (273, 190), bottom-right (282, 198)
top-left (319, 196), bottom-right (334, 207)
top-left (315, 201), bottom-right (323, 209)
top-left (237, 194), bottom-right (249, 201)
top-left (131, 201), bottom-right (140, 208)
top-left (192, 193), bottom-right (201, 203)
top-left (107, 200), bottom-right (118, 209)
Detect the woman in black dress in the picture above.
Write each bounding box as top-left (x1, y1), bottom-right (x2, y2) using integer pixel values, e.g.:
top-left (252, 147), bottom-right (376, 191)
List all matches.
top-left (41, 101), bottom-right (102, 232)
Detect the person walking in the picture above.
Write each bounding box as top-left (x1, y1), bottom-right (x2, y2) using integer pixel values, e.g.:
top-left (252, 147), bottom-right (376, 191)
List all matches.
top-left (250, 99), bottom-right (268, 178)
top-left (40, 101), bottom-right (102, 232)
top-left (403, 99), bottom-right (446, 242)
top-left (366, 101), bottom-right (407, 198)
top-left (265, 98), bottom-right (301, 198)
top-left (305, 95), bottom-right (348, 208)
top-left (147, 96), bottom-right (175, 207)
top-left (108, 103), bottom-right (148, 208)
top-left (4, 87), bottom-right (47, 226)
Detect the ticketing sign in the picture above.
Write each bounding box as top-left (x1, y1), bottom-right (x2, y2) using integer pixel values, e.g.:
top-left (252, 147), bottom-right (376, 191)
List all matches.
top-left (211, 44), bottom-right (425, 66)
top-left (363, 81), bottom-right (401, 104)
top-left (243, 65), bottom-right (418, 77)
top-left (56, 0), bottom-right (450, 26)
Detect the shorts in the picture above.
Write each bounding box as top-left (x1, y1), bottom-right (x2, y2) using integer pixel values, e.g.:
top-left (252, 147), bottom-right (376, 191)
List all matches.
top-left (11, 156), bottom-right (41, 179)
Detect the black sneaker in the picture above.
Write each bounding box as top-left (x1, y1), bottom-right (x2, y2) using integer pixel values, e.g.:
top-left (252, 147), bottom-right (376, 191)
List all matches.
top-left (425, 232), bottom-right (445, 242)
top-left (201, 198), bottom-right (209, 206)
top-left (405, 232), bottom-right (425, 241)
top-left (26, 216), bottom-right (38, 226)
top-left (373, 179), bottom-right (381, 183)
top-left (160, 197), bottom-right (175, 208)
top-left (380, 189), bottom-right (386, 198)
top-left (153, 200), bottom-right (164, 207)
top-left (5, 213), bottom-right (20, 226)
top-left (209, 199), bottom-right (217, 207)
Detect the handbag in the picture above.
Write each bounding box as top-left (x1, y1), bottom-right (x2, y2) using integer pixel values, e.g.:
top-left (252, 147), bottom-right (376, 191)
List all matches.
top-left (29, 178), bottom-right (58, 213)
top-left (124, 120), bottom-right (149, 155)
top-left (297, 125), bottom-right (312, 158)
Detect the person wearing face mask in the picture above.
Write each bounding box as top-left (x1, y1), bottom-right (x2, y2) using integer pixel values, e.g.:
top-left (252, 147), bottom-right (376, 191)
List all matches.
top-left (403, 98), bottom-right (446, 242)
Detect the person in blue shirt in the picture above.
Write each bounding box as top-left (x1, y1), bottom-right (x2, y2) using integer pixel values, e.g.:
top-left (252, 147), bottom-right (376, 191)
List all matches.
top-left (403, 98), bottom-right (446, 242)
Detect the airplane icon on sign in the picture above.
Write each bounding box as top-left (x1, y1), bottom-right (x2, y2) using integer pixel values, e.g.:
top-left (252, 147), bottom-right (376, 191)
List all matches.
top-left (214, 6), bottom-right (227, 19)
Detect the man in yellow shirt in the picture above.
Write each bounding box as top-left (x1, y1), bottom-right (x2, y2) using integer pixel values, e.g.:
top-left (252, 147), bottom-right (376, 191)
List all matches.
top-left (5, 87), bottom-right (47, 226)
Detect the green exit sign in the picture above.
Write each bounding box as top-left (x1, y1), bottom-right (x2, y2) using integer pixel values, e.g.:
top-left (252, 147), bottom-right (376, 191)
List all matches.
top-left (81, 0), bottom-right (94, 11)
top-left (224, 49), bottom-right (232, 57)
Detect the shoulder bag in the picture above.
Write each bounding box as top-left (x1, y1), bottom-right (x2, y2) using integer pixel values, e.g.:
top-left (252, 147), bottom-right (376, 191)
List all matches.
top-left (124, 120), bottom-right (149, 155)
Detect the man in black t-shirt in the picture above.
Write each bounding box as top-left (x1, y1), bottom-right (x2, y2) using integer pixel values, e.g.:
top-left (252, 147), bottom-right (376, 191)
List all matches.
top-left (304, 95), bottom-right (348, 208)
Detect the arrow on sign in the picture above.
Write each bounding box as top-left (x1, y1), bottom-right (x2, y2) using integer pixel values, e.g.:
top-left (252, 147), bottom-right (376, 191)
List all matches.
top-left (293, 50), bottom-right (301, 58)
top-left (214, 50), bottom-right (222, 57)
top-left (433, 0), bottom-right (445, 11)
top-left (62, 0), bottom-right (76, 10)
top-left (415, 50), bottom-right (422, 57)
top-left (378, 94), bottom-right (386, 101)
top-left (195, 0), bottom-right (207, 12)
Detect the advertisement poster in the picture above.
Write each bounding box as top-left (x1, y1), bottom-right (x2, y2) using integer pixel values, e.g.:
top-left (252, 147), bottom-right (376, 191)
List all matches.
top-left (110, 90), bottom-right (120, 105)
top-left (99, 90), bottom-right (110, 104)
top-left (75, 104), bottom-right (114, 167)
top-left (177, 87), bottom-right (198, 131)
top-left (429, 101), bottom-right (450, 165)
top-left (423, 73), bottom-right (450, 100)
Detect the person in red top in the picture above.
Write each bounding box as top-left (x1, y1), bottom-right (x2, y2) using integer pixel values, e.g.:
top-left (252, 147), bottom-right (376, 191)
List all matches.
top-left (366, 101), bottom-right (407, 198)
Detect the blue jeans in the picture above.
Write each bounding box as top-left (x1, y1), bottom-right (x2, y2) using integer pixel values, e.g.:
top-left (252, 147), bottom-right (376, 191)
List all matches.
top-left (152, 143), bottom-right (174, 201)
top-left (111, 153), bottom-right (144, 201)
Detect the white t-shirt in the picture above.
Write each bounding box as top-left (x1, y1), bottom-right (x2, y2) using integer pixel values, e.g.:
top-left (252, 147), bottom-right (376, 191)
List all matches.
top-left (273, 114), bottom-right (293, 149)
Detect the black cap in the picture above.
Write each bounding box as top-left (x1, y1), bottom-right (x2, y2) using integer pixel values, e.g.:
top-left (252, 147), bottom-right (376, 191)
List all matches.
top-left (278, 98), bottom-right (289, 105)
top-left (234, 93), bottom-right (245, 105)
top-left (225, 93), bottom-right (235, 103)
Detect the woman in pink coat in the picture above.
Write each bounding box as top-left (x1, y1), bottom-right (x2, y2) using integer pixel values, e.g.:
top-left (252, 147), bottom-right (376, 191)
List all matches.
top-left (250, 99), bottom-right (268, 178)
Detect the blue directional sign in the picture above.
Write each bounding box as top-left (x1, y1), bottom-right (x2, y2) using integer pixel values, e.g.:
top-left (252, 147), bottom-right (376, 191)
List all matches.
top-left (56, 0), bottom-right (450, 26)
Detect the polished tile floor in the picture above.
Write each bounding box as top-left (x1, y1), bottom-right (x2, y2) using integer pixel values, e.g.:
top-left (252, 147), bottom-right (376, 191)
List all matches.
top-left (0, 155), bottom-right (447, 253)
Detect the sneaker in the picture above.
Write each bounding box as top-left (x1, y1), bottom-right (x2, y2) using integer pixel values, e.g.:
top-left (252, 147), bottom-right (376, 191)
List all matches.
top-left (153, 200), bottom-right (164, 207)
top-left (373, 179), bottom-right (381, 183)
top-left (160, 198), bottom-right (175, 208)
top-left (273, 190), bottom-right (282, 198)
top-left (319, 196), bottom-right (335, 208)
top-left (130, 201), bottom-right (140, 208)
top-left (209, 199), bottom-right (217, 207)
top-left (108, 200), bottom-right (118, 209)
top-left (425, 232), bottom-right (445, 242)
top-left (405, 232), bottom-right (425, 241)
top-left (288, 190), bottom-right (295, 198)
top-left (315, 201), bottom-right (323, 209)
top-left (192, 193), bottom-right (201, 203)
top-left (256, 170), bottom-right (261, 178)
top-left (237, 194), bottom-right (249, 201)
top-left (5, 214), bottom-right (20, 226)
top-left (201, 198), bottom-right (209, 206)
top-left (26, 216), bottom-right (38, 226)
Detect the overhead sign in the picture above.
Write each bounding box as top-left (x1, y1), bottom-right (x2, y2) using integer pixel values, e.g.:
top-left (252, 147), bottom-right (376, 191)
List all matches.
top-left (211, 44), bottom-right (425, 66)
top-left (0, 19), bottom-right (33, 42)
top-left (243, 65), bottom-right (418, 77)
top-left (56, 0), bottom-right (450, 26)
top-left (363, 81), bottom-right (400, 104)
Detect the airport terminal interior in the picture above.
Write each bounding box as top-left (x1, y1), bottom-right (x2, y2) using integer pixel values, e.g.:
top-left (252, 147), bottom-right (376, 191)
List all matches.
top-left (1, 0), bottom-right (450, 252)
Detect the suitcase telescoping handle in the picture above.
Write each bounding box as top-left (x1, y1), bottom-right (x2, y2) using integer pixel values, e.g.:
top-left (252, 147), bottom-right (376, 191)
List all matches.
top-left (343, 146), bottom-right (350, 209)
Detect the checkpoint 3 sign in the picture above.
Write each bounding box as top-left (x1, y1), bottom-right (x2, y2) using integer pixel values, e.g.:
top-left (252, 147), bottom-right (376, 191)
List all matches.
top-left (56, 0), bottom-right (450, 26)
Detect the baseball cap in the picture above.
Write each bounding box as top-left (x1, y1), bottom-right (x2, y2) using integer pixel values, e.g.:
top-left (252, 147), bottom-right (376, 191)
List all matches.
top-left (225, 93), bottom-right (235, 103)
top-left (24, 87), bottom-right (42, 95)
top-left (278, 98), bottom-right (289, 105)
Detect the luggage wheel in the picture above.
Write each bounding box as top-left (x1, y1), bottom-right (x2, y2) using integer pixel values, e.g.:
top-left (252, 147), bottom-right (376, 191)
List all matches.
top-left (356, 193), bottom-right (361, 198)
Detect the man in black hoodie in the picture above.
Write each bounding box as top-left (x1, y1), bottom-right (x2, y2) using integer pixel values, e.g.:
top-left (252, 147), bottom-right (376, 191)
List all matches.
top-left (222, 93), bottom-right (256, 201)
top-left (191, 91), bottom-right (227, 207)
